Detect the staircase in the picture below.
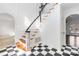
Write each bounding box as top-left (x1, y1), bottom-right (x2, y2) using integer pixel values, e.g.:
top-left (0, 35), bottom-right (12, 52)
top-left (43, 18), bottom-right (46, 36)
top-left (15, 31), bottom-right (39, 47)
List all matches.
top-left (16, 3), bottom-right (58, 51)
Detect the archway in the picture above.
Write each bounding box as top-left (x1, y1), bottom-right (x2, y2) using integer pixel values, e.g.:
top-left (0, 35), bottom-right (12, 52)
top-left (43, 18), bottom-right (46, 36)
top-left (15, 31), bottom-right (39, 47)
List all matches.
top-left (0, 13), bottom-right (15, 49)
top-left (66, 14), bottom-right (79, 47)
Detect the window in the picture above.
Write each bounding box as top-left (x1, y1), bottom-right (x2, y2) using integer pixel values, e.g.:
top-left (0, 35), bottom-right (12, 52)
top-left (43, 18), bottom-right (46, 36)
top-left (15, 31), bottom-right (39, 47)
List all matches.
top-left (69, 36), bottom-right (75, 46)
top-left (69, 35), bottom-right (79, 47)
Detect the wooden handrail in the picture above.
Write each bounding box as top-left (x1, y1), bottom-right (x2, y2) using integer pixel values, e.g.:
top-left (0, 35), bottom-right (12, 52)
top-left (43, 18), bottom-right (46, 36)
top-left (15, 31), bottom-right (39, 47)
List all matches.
top-left (25, 3), bottom-right (48, 32)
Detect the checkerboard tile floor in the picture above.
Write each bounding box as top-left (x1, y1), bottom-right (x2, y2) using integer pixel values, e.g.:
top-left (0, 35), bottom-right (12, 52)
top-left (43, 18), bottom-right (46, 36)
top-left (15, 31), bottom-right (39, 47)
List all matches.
top-left (0, 43), bottom-right (79, 56)
top-left (0, 46), bottom-right (27, 56)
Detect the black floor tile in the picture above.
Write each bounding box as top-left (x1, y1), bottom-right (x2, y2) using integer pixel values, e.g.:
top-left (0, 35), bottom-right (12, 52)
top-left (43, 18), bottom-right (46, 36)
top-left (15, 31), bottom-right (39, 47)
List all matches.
top-left (31, 49), bottom-right (36, 52)
top-left (15, 50), bottom-right (19, 53)
top-left (30, 53), bottom-right (35, 56)
top-left (51, 48), bottom-right (57, 52)
top-left (37, 49), bottom-right (43, 52)
top-left (63, 53), bottom-right (70, 56)
top-left (44, 45), bottom-right (48, 48)
top-left (45, 53), bottom-right (53, 56)
top-left (13, 46), bottom-right (16, 48)
top-left (37, 53), bottom-right (44, 56)
top-left (65, 48), bottom-right (71, 51)
top-left (0, 49), bottom-right (6, 53)
top-left (71, 52), bottom-right (78, 56)
top-left (72, 48), bottom-right (78, 51)
top-left (61, 49), bottom-right (64, 51)
top-left (54, 53), bottom-right (61, 56)
top-left (62, 45), bottom-right (66, 47)
top-left (38, 46), bottom-right (42, 48)
top-left (45, 48), bottom-right (50, 52)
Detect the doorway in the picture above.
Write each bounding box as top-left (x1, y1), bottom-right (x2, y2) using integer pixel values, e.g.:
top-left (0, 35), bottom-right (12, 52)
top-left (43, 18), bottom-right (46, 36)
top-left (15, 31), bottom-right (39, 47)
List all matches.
top-left (0, 13), bottom-right (15, 49)
top-left (66, 14), bottom-right (79, 47)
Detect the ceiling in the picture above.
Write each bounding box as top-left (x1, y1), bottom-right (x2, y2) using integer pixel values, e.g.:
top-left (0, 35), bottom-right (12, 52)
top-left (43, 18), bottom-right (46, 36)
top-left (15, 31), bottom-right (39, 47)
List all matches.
top-left (61, 3), bottom-right (79, 11)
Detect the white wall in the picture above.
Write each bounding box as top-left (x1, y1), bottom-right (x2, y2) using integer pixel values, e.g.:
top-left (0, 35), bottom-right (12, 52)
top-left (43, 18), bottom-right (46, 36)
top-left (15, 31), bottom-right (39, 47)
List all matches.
top-left (41, 4), bottom-right (61, 51)
top-left (0, 14), bottom-right (14, 36)
top-left (60, 5), bottom-right (66, 46)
